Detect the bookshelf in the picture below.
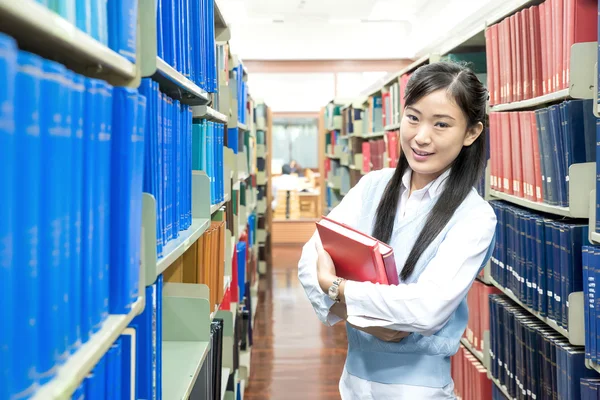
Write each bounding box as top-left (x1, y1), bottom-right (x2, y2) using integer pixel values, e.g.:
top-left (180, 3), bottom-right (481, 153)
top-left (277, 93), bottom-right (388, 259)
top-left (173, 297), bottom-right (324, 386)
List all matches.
top-left (0, 0), bottom-right (264, 398)
top-left (325, 0), bottom-right (600, 397)
top-left (0, 0), bottom-right (139, 85)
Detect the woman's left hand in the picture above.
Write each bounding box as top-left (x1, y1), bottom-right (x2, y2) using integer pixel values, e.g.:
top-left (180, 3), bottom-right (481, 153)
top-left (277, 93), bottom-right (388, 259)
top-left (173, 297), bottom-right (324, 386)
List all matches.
top-left (315, 239), bottom-right (336, 293)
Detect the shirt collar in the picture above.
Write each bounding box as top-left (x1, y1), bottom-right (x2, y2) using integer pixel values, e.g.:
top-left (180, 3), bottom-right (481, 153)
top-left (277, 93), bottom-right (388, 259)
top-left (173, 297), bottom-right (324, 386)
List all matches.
top-left (401, 167), bottom-right (451, 199)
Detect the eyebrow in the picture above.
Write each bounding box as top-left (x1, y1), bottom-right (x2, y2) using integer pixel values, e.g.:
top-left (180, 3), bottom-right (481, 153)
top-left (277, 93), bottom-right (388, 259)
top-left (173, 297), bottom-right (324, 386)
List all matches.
top-left (406, 106), bottom-right (456, 121)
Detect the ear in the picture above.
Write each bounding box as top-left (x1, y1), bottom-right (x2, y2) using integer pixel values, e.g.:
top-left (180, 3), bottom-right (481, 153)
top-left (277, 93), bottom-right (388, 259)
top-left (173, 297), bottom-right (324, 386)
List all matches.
top-left (463, 121), bottom-right (484, 147)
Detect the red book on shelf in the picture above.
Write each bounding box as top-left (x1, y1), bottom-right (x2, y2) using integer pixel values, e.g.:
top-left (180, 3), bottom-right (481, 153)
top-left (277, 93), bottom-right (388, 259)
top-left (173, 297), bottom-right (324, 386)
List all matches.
top-left (539, 2), bottom-right (548, 95)
top-left (544, 0), bottom-right (553, 94)
top-left (509, 111), bottom-right (523, 197)
top-left (509, 15), bottom-right (518, 102)
top-left (554, 0), bottom-right (564, 93)
top-left (501, 112), bottom-right (514, 194)
top-left (386, 130), bottom-right (399, 168)
top-left (529, 111), bottom-right (544, 202)
top-left (362, 142), bottom-right (371, 173)
top-left (518, 111), bottom-right (535, 201)
top-left (491, 24), bottom-right (501, 106)
top-left (564, 0), bottom-right (598, 89)
top-left (514, 11), bottom-right (523, 102)
top-left (485, 27), bottom-right (495, 105)
top-left (521, 8), bottom-right (531, 100)
top-left (316, 216), bottom-right (399, 285)
top-left (489, 113), bottom-right (497, 190)
top-left (529, 5), bottom-right (542, 98)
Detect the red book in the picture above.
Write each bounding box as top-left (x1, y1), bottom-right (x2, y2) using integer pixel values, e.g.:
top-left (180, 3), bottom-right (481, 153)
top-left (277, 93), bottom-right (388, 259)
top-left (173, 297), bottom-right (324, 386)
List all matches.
top-left (529, 6), bottom-right (542, 98)
top-left (544, 0), bottom-right (553, 94)
top-left (509, 112), bottom-right (523, 197)
top-left (518, 111), bottom-right (535, 201)
top-left (485, 27), bottom-right (495, 105)
top-left (554, 0), bottom-right (564, 93)
top-left (530, 111), bottom-right (544, 202)
top-left (539, 2), bottom-right (548, 95)
top-left (564, 0), bottom-right (598, 89)
top-left (501, 112), bottom-right (514, 194)
top-left (362, 141), bottom-right (371, 173)
top-left (514, 11), bottom-right (523, 102)
top-left (386, 130), bottom-right (399, 168)
top-left (491, 24), bottom-right (501, 105)
top-left (316, 216), bottom-right (399, 285)
top-left (509, 15), bottom-right (518, 102)
top-left (521, 8), bottom-right (531, 100)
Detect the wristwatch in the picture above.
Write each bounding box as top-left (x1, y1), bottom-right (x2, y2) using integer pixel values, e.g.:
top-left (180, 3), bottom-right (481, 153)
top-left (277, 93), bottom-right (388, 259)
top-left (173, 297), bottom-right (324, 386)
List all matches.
top-left (328, 277), bottom-right (345, 302)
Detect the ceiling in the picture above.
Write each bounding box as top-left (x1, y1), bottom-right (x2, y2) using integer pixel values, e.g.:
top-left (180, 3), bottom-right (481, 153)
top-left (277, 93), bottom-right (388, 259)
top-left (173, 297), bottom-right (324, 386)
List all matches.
top-left (216, 0), bottom-right (501, 61)
top-left (216, 0), bottom-right (430, 60)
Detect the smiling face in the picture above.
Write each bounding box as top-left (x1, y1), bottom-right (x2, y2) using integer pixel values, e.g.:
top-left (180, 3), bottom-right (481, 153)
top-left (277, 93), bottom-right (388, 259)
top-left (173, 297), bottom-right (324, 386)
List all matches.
top-left (400, 88), bottom-right (483, 190)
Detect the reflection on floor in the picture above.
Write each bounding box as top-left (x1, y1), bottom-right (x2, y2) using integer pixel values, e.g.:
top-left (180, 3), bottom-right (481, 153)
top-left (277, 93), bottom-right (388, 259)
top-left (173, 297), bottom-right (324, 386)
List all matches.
top-left (244, 244), bottom-right (348, 400)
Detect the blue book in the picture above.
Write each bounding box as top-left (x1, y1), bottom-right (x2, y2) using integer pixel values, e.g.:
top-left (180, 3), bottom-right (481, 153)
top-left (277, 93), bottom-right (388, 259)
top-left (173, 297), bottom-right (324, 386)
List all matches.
top-left (107, 0), bottom-right (138, 62)
top-left (596, 119), bottom-right (600, 232)
top-left (166, 96), bottom-right (173, 242)
top-left (86, 355), bottom-right (106, 400)
top-left (537, 108), bottom-right (556, 205)
top-left (591, 248), bottom-right (598, 364)
top-left (156, 0), bottom-right (164, 59)
top-left (76, 0), bottom-right (93, 35)
top-left (549, 105), bottom-right (567, 207)
top-left (12, 50), bottom-right (42, 399)
top-left (71, 381), bottom-right (85, 400)
top-left (559, 223), bottom-right (569, 329)
top-left (551, 222), bottom-right (562, 324)
top-left (109, 87), bottom-right (139, 314)
top-left (219, 123), bottom-right (224, 202)
top-left (120, 329), bottom-right (137, 399)
top-left (96, 82), bottom-right (113, 330)
top-left (131, 93), bottom-right (146, 304)
top-left (173, 100), bottom-right (180, 236)
top-left (58, 69), bottom-right (75, 366)
top-left (81, 78), bottom-right (101, 344)
top-left (39, 59), bottom-right (69, 380)
top-left (237, 242), bottom-right (247, 301)
top-left (544, 221), bottom-right (555, 321)
top-left (581, 99), bottom-right (597, 163)
top-left (157, 275), bottom-right (163, 400)
top-left (594, 247), bottom-right (600, 363)
top-left (583, 246), bottom-right (592, 361)
top-left (96, 0), bottom-right (109, 46)
top-left (172, 0), bottom-right (180, 71)
top-left (69, 73), bottom-right (85, 354)
top-left (105, 341), bottom-right (122, 400)
top-left (0, 32), bottom-right (16, 400)
top-left (156, 88), bottom-right (164, 256)
top-left (536, 217), bottom-right (547, 316)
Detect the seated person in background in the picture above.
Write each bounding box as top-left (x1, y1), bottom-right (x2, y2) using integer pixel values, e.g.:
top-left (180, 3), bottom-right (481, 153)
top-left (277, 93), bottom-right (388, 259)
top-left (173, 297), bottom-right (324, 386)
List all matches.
top-left (271, 164), bottom-right (299, 210)
top-left (289, 159), bottom-right (304, 177)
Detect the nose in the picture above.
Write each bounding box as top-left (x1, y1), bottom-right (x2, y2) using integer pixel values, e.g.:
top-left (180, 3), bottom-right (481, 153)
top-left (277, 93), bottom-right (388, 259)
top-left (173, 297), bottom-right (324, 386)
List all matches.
top-left (414, 125), bottom-right (431, 146)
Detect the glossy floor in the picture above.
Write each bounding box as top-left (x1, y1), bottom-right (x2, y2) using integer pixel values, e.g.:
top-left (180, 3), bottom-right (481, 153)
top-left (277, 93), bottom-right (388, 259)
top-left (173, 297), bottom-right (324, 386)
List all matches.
top-left (245, 244), bottom-right (348, 400)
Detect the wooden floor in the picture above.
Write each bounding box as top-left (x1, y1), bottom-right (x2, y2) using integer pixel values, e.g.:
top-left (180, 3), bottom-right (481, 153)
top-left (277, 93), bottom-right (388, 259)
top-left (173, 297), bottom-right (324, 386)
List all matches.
top-left (245, 244), bottom-right (348, 400)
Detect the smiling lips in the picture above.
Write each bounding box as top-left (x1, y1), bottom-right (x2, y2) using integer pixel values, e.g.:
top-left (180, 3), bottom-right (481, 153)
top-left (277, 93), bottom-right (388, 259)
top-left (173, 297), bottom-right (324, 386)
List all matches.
top-left (412, 148), bottom-right (434, 159)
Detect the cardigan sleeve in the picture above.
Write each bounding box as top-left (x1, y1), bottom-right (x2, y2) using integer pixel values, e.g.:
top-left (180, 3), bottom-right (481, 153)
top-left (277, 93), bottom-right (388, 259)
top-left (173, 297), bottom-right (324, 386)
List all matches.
top-left (344, 201), bottom-right (497, 336)
top-left (297, 172), bottom-right (374, 326)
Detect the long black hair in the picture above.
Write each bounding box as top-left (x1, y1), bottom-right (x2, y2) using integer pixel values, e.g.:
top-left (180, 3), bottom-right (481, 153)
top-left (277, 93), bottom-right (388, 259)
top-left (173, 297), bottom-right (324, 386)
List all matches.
top-left (372, 61), bottom-right (488, 281)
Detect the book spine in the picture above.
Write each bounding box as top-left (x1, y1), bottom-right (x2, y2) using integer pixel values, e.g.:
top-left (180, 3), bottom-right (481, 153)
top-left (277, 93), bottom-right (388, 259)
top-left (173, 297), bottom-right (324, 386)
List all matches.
top-left (0, 33), bottom-right (16, 400)
top-left (69, 73), bottom-right (85, 354)
top-left (109, 87), bottom-right (138, 314)
top-left (81, 78), bottom-right (101, 344)
top-left (95, 82), bottom-right (113, 329)
top-left (12, 50), bottom-right (42, 398)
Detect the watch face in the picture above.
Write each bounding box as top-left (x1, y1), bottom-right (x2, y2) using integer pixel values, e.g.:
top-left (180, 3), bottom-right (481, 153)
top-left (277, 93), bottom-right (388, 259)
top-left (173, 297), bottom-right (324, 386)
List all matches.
top-left (328, 285), bottom-right (338, 300)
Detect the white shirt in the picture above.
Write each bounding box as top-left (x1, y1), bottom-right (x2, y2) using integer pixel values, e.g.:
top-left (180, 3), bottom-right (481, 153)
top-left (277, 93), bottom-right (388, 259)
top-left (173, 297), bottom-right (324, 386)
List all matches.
top-left (298, 168), bottom-right (497, 399)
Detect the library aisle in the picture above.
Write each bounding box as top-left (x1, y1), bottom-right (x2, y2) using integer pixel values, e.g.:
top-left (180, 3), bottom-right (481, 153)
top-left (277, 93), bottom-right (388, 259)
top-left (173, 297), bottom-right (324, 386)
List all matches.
top-left (245, 244), bottom-right (346, 400)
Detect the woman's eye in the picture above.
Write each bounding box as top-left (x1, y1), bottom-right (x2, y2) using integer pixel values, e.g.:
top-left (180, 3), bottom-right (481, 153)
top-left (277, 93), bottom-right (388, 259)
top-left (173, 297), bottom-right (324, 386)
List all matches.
top-left (407, 114), bottom-right (418, 122)
top-left (435, 122), bottom-right (450, 128)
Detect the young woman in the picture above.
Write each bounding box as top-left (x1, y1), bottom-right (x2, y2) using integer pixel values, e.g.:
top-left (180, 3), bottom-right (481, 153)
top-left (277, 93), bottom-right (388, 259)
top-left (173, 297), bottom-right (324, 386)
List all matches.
top-left (298, 62), bottom-right (497, 399)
